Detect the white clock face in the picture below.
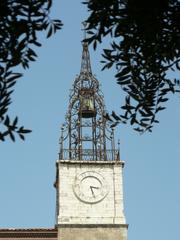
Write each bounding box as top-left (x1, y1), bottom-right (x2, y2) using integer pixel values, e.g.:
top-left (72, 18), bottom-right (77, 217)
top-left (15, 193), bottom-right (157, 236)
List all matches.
top-left (73, 171), bottom-right (109, 204)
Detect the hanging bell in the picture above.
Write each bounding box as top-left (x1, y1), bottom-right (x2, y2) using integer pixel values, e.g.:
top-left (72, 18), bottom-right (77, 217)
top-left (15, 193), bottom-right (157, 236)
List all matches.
top-left (80, 96), bottom-right (96, 118)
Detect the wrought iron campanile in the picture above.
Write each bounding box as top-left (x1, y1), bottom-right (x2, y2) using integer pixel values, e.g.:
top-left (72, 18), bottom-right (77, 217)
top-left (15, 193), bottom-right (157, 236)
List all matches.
top-left (59, 41), bottom-right (119, 161)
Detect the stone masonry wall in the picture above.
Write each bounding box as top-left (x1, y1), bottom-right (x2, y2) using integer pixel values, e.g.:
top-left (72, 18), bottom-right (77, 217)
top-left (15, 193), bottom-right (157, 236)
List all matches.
top-left (57, 161), bottom-right (126, 225)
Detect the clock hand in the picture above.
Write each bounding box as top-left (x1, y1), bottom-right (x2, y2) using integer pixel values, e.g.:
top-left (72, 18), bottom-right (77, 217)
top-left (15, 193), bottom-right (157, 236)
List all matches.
top-left (90, 186), bottom-right (100, 197)
top-left (90, 186), bottom-right (95, 197)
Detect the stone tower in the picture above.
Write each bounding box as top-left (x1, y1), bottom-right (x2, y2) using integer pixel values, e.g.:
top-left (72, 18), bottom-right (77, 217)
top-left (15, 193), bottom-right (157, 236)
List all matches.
top-left (54, 40), bottom-right (128, 240)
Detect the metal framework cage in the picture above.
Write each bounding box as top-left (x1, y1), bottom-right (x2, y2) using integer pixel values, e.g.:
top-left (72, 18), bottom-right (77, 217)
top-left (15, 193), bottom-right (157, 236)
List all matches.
top-left (59, 42), bottom-right (120, 161)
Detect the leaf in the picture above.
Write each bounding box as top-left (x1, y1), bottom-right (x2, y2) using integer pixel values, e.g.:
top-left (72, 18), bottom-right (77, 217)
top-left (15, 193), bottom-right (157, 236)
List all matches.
top-left (17, 38), bottom-right (27, 51)
top-left (117, 78), bottom-right (131, 85)
top-left (93, 40), bottom-right (97, 50)
top-left (22, 60), bottom-right (29, 69)
top-left (110, 122), bottom-right (119, 128)
top-left (28, 55), bottom-right (36, 61)
top-left (0, 106), bottom-right (8, 116)
top-left (115, 67), bottom-right (131, 78)
top-left (47, 25), bottom-right (53, 38)
top-left (140, 122), bottom-right (149, 128)
top-left (4, 115), bottom-right (10, 126)
top-left (18, 128), bottom-right (32, 134)
top-left (33, 41), bottom-right (42, 47)
top-left (102, 61), bottom-right (113, 70)
top-left (120, 114), bottom-right (128, 120)
top-left (6, 73), bottom-right (22, 83)
top-left (157, 97), bottom-right (166, 104)
top-left (104, 113), bottom-right (113, 122)
top-left (19, 133), bottom-right (25, 141)
top-left (139, 109), bottom-right (151, 117)
top-left (125, 96), bottom-right (130, 105)
top-left (146, 125), bottom-right (153, 132)
top-left (13, 117), bottom-right (18, 126)
top-left (9, 131), bottom-right (15, 142)
top-left (28, 48), bottom-right (38, 57)
top-left (53, 20), bottom-right (63, 30)
top-left (159, 98), bottom-right (168, 102)
top-left (0, 133), bottom-right (5, 141)
top-left (47, 0), bottom-right (52, 10)
top-left (7, 81), bottom-right (17, 89)
top-left (111, 111), bottom-right (121, 121)
top-left (117, 74), bottom-right (131, 82)
top-left (130, 114), bottom-right (137, 125)
top-left (141, 118), bottom-right (150, 122)
top-left (155, 106), bottom-right (166, 113)
top-left (154, 119), bottom-right (159, 123)
top-left (4, 71), bottom-right (13, 78)
top-left (134, 127), bottom-right (143, 133)
top-left (87, 30), bottom-right (94, 35)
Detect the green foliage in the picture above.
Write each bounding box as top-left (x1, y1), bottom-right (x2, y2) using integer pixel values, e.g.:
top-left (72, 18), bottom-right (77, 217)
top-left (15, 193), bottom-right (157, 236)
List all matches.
top-left (0, 0), bottom-right (62, 142)
top-left (84, 0), bottom-right (180, 132)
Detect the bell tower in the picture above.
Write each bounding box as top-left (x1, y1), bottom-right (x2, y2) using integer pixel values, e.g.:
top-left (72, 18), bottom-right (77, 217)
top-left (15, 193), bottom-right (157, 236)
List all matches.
top-left (55, 39), bottom-right (128, 240)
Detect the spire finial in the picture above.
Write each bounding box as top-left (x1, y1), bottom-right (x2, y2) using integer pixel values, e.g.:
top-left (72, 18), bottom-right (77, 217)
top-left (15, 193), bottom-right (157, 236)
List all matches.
top-left (82, 21), bottom-right (87, 40)
top-left (80, 22), bottom-right (92, 74)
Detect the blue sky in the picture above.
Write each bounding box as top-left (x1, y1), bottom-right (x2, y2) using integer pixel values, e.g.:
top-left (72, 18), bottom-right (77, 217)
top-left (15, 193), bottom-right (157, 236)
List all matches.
top-left (0, 1), bottom-right (179, 240)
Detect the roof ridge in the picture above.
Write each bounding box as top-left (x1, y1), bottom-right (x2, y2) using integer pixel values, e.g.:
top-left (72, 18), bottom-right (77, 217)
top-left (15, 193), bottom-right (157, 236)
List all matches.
top-left (0, 227), bottom-right (57, 231)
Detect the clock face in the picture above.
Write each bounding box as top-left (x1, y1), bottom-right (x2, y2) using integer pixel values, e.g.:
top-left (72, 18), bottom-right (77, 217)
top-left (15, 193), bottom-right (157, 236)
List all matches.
top-left (73, 171), bottom-right (109, 204)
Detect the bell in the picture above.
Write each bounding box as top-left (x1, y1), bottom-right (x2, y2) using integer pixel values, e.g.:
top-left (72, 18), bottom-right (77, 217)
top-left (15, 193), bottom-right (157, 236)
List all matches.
top-left (80, 96), bottom-right (96, 118)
